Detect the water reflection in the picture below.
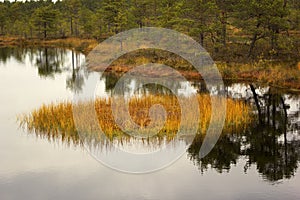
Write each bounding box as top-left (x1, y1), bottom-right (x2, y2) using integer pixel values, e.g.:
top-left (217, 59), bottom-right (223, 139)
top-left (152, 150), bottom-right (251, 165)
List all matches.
top-left (188, 85), bottom-right (300, 182)
top-left (0, 47), bottom-right (27, 64)
top-left (1, 47), bottom-right (299, 182)
top-left (188, 134), bottom-right (241, 173)
top-left (0, 47), bottom-right (86, 93)
top-left (35, 48), bottom-right (63, 77)
top-left (23, 88), bottom-right (300, 182)
top-left (66, 51), bottom-right (86, 93)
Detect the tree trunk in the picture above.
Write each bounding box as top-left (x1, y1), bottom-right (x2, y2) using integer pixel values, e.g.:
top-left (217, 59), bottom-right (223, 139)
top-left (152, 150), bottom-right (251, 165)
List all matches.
top-left (199, 33), bottom-right (204, 47)
top-left (280, 97), bottom-right (288, 119)
top-left (248, 22), bottom-right (261, 57)
top-left (281, 96), bottom-right (288, 167)
top-left (43, 22), bottom-right (47, 39)
top-left (272, 97), bottom-right (276, 127)
top-left (248, 34), bottom-right (257, 58)
top-left (70, 17), bottom-right (73, 35)
top-left (267, 94), bottom-right (271, 125)
top-left (45, 48), bottom-right (49, 70)
top-left (221, 11), bottom-right (227, 47)
top-left (270, 30), bottom-right (279, 51)
top-left (71, 50), bottom-right (75, 72)
top-left (250, 84), bottom-right (263, 124)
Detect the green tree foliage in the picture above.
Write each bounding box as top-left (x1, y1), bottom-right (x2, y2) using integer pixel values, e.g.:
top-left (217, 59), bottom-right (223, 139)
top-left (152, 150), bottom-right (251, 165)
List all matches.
top-left (234, 0), bottom-right (289, 56)
top-left (288, 0), bottom-right (300, 30)
top-left (99, 0), bottom-right (135, 34)
top-left (33, 5), bottom-right (59, 38)
top-left (181, 0), bottom-right (217, 46)
top-left (157, 0), bottom-right (183, 29)
top-left (78, 7), bottom-right (95, 37)
top-left (0, 4), bottom-right (8, 35)
top-left (0, 0), bottom-right (299, 60)
top-left (215, 0), bottom-right (236, 47)
top-left (131, 0), bottom-right (154, 27)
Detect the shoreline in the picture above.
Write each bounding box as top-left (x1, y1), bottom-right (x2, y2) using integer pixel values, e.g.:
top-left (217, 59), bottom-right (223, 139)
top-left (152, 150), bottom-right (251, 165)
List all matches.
top-left (91, 63), bottom-right (300, 92)
top-left (1, 37), bottom-right (299, 92)
top-left (0, 37), bottom-right (98, 55)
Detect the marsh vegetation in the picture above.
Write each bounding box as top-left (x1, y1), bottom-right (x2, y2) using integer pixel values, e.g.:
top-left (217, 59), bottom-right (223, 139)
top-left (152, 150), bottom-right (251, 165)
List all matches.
top-left (18, 94), bottom-right (252, 143)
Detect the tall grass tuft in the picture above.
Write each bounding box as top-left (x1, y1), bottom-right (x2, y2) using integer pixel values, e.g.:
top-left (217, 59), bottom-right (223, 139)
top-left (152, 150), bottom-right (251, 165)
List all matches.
top-left (18, 94), bottom-right (252, 145)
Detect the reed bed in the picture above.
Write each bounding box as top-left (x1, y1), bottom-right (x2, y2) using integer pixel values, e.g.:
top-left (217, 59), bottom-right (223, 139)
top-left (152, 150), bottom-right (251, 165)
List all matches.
top-left (18, 94), bottom-right (252, 144)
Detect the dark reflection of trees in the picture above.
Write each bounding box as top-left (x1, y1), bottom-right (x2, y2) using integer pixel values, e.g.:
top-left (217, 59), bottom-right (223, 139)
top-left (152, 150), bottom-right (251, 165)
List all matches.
top-left (1, 47), bottom-right (86, 93)
top-left (242, 124), bottom-right (299, 182)
top-left (0, 47), bottom-right (27, 64)
top-left (66, 51), bottom-right (85, 93)
top-left (35, 48), bottom-right (64, 78)
top-left (101, 72), bottom-right (120, 94)
top-left (188, 134), bottom-right (242, 173)
top-left (100, 72), bottom-right (184, 96)
top-left (188, 85), bottom-right (300, 182)
top-left (191, 81), bottom-right (209, 94)
top-left (6, 46), bottom-right (298, 182)
top-left (188, 122), bottom-right (299, 182)
top-left (242, 86), bottom-right (300, 181)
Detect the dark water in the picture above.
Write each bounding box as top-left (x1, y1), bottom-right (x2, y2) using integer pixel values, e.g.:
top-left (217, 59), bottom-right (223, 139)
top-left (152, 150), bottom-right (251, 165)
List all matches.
top-left (0, 47), bottom-right (300, 200)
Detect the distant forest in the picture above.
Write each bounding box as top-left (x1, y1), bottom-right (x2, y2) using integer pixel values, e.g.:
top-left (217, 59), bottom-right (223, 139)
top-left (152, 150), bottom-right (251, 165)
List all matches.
top-left (0, 0), bottom-right (300, 61)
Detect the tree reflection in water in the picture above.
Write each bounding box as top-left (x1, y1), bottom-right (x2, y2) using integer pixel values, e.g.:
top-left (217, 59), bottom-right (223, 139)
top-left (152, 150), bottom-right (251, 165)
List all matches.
top-left (188, 84), bottom-right (300, 182)
top-left (5, 47), bottom-right (300, 182)
top-left (66, 50), bottom-right (85, 93)
top-left (0, 47), bottom-right (87, 93)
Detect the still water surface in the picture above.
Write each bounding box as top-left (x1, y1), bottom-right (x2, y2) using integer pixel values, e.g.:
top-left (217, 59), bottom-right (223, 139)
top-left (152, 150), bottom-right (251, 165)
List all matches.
top-left (0, 47), bottom-right (300, 200)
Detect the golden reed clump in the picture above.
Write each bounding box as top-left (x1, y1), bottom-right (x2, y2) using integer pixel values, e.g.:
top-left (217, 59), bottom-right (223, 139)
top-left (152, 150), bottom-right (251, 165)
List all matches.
top-left (18, 94), bottom-right (252, 143)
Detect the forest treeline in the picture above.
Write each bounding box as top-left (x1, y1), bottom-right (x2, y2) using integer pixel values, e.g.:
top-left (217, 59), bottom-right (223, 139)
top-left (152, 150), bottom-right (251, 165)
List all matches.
top-left (0, 0), bottom-right (300, 61)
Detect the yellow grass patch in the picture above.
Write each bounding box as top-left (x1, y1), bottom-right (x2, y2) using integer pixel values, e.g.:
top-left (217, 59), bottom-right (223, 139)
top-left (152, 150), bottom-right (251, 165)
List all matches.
top-left (18, 95), bottom-right (252, 143)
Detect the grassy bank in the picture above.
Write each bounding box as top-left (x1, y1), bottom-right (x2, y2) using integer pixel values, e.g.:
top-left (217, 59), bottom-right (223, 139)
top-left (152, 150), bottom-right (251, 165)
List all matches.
top-left (0, 36), bottom-right (98, 55)
top-left (94, 51), bottom-right (300, 91)
top-left (1, 37), bottom-right (299, 91)
top-left (218, 62), bottom-right (300, 91)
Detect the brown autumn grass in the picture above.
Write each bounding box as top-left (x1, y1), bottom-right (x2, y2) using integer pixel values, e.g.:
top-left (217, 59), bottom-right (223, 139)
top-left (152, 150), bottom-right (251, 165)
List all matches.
top-left (1, 36), bottom-right (299, 90)
top-left (0, 36), bottom-right (97, 55)
top-left (89, 49), bottom-right (300, 91)
top-left (218, 61), bottom-right (300, 90)
top-left (18, 94), bottom-right (252, 143)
